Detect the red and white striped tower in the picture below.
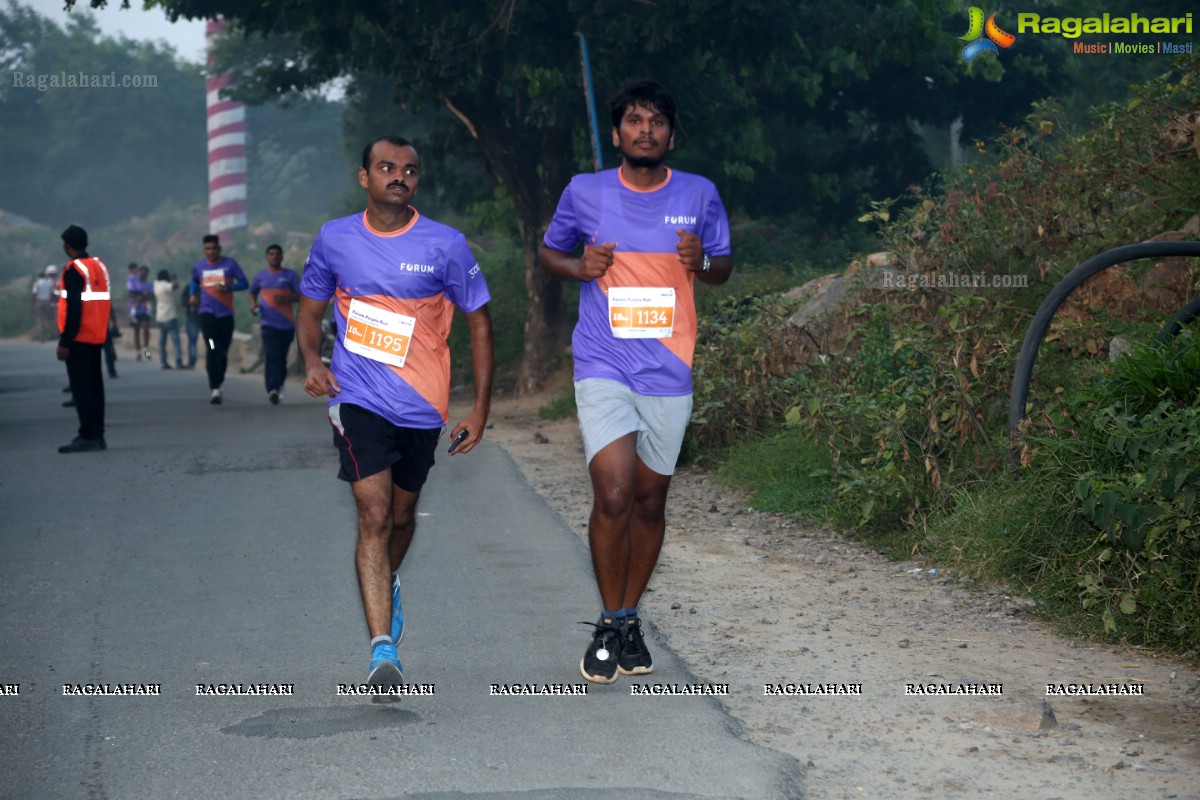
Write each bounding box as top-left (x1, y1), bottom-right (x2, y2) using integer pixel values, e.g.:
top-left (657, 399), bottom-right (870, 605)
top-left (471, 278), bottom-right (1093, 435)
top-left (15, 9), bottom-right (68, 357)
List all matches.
top-left (205, 18), bottom-right (247, 236)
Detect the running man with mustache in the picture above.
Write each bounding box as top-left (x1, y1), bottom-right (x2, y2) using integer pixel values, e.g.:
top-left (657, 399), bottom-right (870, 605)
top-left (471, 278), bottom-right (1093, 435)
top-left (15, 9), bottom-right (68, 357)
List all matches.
top-left (539, 80), bottom-right (733, 683)
top-left (297, 135), bottom-right (494, 694)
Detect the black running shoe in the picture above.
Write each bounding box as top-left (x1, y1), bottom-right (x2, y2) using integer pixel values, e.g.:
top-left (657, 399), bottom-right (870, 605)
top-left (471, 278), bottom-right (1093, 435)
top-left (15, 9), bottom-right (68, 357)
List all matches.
top-left (618, 617), bottom-right (653, 675)
top-left (579, 617), bottom-right (623, 684)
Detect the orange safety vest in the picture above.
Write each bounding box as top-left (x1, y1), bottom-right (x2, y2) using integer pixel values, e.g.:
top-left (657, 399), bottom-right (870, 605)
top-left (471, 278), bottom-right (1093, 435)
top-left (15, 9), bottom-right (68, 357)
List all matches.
top-left (57, 257), bottom-right (112, 345)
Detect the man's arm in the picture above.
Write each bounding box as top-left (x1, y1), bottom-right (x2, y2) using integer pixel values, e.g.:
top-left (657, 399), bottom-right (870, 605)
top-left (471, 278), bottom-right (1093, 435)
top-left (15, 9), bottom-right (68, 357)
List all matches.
top-left (296, 296), bottom-right (339, 397)
top-left (226, 263), bottom-right (250, 292)
top-left (538, 242), bottom-right (616, 282)
top-left (447, 304), bottom-right (494, 455)
top-left (694, 255), bottom-right (732, 286)
top-left (56, 269), bottom-right (84, 360)
top-left (675, 229), bottom-right (732, 286)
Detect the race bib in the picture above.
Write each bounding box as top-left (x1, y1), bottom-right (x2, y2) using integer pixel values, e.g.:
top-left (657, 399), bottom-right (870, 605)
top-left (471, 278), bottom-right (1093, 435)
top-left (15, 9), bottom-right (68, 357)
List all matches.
top-left (608, 287), bottom-right (675, 339)
top-left (342, 298), bottom-right (416, 368)
top-left (202, 268), bottom-right (226, 288)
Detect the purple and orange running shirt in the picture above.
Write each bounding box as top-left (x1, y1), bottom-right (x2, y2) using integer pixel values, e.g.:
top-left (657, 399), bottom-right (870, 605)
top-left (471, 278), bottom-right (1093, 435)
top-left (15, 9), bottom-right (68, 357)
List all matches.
top-left (250, 268), bottom-right (301, 330)
top-left (300, 209), bottom-right (490, 429)
top-left (191, 256), bottom-right (247, 318)
top-left (126, 274), bottom-right (151, 317)
top-left (543, 167), bottom-right (731, 396)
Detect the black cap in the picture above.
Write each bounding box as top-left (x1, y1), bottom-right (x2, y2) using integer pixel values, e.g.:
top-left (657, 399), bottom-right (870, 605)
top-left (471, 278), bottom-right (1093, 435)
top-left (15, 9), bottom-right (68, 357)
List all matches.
top-left (61, 224), bottom-right (88, 250)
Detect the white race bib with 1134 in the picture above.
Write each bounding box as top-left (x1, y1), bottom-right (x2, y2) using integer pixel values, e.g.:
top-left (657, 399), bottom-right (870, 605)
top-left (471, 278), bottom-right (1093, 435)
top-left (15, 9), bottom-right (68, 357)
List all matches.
top-left (607, 287), bottom-right (675, 339)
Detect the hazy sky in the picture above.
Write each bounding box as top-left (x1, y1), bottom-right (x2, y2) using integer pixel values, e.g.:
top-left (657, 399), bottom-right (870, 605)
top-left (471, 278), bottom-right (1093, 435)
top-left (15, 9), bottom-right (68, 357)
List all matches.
top-left (23, 0), bottom-right (207, 63)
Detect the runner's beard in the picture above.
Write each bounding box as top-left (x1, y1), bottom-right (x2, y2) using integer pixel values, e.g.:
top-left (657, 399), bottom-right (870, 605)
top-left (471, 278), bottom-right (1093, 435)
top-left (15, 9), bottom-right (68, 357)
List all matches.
top-left (623, 153), bottom-right (666, 169)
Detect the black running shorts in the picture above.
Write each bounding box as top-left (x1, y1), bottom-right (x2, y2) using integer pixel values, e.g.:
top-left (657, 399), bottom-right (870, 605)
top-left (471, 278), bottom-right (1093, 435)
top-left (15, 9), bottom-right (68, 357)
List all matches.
top-left (329, 403), bottom-right (439, 491)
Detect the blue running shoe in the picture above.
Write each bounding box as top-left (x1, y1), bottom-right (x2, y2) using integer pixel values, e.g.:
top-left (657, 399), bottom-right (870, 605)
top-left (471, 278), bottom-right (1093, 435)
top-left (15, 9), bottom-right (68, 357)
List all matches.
top-left (390, 573), bottom-right (404, 645)
top-left (367, 642), bottom-right (404, 703)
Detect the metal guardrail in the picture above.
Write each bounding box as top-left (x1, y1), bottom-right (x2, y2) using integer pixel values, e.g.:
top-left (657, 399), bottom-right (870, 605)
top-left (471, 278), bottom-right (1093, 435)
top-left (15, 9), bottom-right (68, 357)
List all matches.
top-left (1007, 240), bottom-right (1200, 470)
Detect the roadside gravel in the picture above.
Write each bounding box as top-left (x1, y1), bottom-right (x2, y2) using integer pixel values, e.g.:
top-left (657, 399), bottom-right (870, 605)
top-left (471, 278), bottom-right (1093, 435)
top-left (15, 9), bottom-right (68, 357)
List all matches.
top-left (485, 392), bottom-right (1200, 800)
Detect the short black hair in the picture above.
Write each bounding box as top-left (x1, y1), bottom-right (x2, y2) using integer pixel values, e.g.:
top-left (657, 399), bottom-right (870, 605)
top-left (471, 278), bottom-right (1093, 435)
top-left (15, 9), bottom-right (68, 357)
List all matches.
top-left (608, 79), bottom-right (677, 132)
top-left (265, 243), bottom-right (283, 255)
top-left (203, 234), bottom-right (219, 246)
top-left (361, 135), bottom-right (416, 171)
top-left (61, 224), bottom-right (88, 250)
top-left (157, 269), bottom-right (170, 281)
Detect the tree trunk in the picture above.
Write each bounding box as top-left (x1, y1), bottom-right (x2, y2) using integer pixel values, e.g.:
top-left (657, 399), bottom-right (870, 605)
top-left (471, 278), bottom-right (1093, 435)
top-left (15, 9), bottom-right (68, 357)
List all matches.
top-left (516, 123), bottom-right (574, 394)
top-left (448, 93), bottom-right (574, 395)
top-left (517, 222), bottom-right (565, 394)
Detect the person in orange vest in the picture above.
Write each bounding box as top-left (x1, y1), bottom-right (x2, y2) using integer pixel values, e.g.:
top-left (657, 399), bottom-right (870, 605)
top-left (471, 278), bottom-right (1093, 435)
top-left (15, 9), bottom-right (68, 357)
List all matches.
top-left (57, 224), bottom-right (112, 453)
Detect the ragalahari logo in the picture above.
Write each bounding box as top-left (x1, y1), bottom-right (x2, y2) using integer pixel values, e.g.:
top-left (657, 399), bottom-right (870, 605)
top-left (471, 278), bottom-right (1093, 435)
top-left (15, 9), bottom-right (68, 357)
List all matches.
top-left (960, 7), bottom-right (1017, 62)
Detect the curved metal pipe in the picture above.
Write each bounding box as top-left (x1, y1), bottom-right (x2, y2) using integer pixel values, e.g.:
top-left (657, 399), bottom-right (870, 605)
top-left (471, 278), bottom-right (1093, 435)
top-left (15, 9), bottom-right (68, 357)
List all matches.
top-left (1154, 293), bottom-right (1200, 343)
top-left (1008, 241), bottom-right (1200, 469)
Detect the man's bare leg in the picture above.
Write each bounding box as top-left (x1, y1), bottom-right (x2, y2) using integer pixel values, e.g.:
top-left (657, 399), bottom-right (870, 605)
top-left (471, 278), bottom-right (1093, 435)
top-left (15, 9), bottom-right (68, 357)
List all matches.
top-left (623, 459), bottom-right (672, 609)
top-left (586, 433), bottom-right (639, 611)
top-left (389, 484), bottom-right (419, 574)
top-left (352, 471), bottom-right (422, 635)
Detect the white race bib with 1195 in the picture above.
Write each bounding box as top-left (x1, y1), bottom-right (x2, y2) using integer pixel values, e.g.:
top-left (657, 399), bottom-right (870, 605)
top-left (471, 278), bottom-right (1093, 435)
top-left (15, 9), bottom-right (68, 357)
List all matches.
top-left (607, 287), bottom-right (675, 339)
top-left (342, 298), bottom-right (416, 368)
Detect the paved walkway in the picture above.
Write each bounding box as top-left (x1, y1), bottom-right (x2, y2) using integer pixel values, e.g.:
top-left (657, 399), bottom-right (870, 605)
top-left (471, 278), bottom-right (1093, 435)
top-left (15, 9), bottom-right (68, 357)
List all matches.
top-left (0, 341), bottom-right (803, 799)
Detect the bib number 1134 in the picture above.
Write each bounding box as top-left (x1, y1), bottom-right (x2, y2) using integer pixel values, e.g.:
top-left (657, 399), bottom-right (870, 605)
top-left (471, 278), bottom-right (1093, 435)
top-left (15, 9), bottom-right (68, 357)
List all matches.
top-left (608, 287), bottom-right (675, 339)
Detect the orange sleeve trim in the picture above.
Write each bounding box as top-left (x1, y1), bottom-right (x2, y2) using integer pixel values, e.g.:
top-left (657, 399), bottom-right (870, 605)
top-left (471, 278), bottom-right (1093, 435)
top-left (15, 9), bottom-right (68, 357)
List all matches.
top-left (361, 208), bottom-right (421, 238)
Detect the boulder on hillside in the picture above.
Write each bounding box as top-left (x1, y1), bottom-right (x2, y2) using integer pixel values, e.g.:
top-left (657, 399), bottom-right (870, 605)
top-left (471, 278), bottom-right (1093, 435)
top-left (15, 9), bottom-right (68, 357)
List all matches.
top-left (784, 252), bottom-right (898, 363)
top-left (1059, 216), bottom-right (1200, 324)
top-left (1142, 215), bottom-right (1200, 314)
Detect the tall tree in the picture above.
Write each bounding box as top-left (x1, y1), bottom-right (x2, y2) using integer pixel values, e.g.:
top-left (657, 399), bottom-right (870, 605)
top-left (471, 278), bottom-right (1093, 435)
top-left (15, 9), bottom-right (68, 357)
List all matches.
top-left (74, 0), bottom-right (998, 389)
top-left (146, 0), bottom-right (596, 391)
top-left (59, 1), bottom-right (1167, 386)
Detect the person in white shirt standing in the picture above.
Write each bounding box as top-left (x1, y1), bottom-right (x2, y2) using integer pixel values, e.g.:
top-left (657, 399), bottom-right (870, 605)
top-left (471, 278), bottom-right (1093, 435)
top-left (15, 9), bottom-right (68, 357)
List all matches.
top-left (153, 270), bottom-right (184, 370)
top-left (32, 265), bottom-right (58, 341)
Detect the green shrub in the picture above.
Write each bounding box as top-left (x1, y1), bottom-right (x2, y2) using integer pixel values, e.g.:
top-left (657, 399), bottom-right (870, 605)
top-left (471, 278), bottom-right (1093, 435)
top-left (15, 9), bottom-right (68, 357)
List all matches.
top-left (538, 387), bottom-right (576, 420)
top-left (691, 292), bottom-right (810, 451)
top-left (1027, 328), bottom-right (1200, 650)
top-left (716, 431), bottom-right (833, 519)
top-left (690, 56), bottom-right (1200, 653)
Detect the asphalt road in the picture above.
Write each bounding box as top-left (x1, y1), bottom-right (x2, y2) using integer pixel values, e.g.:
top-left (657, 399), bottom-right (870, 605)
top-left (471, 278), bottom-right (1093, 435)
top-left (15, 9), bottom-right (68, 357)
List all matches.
top-left (0, 341), bottom-right (804, 799)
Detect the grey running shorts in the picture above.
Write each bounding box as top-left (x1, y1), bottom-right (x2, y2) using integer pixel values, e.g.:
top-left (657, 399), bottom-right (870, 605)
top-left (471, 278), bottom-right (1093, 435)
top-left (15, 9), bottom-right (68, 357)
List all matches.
top-left (574, 378), bottom-right (692, 476)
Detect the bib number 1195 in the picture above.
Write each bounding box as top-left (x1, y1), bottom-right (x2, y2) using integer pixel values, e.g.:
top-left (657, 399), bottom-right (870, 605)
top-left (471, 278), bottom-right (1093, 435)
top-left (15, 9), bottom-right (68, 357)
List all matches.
top-left (343, 298), bottom-right (416, 368)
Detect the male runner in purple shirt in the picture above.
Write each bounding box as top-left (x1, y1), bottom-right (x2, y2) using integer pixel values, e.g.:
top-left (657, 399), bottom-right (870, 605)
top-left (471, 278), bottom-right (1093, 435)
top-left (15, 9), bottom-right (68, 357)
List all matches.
top-left (249, 244), bottom-right (301, 404)
top-left (190, 234), bottom-right (248, 404)
top-left (297, 135), bottom-right (494, 695)
top-left (540, 80), bottom-right (733, 684)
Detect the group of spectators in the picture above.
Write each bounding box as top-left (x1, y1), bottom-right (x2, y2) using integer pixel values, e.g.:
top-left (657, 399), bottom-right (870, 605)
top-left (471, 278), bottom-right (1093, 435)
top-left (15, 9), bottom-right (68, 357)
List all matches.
top-left (122, 262), bottom-right (197, 370)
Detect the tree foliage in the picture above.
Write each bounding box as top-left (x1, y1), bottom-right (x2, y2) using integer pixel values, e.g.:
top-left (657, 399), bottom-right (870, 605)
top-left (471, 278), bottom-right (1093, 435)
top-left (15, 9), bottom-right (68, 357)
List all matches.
top-left (0, 0), bottom-right (206, 226)
top-left (126, 0), bottom-right (972, 389)
top-left (54, 0), bottom-right (1177, 387)
top-left (0, 1), bottom-right (349, 228)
